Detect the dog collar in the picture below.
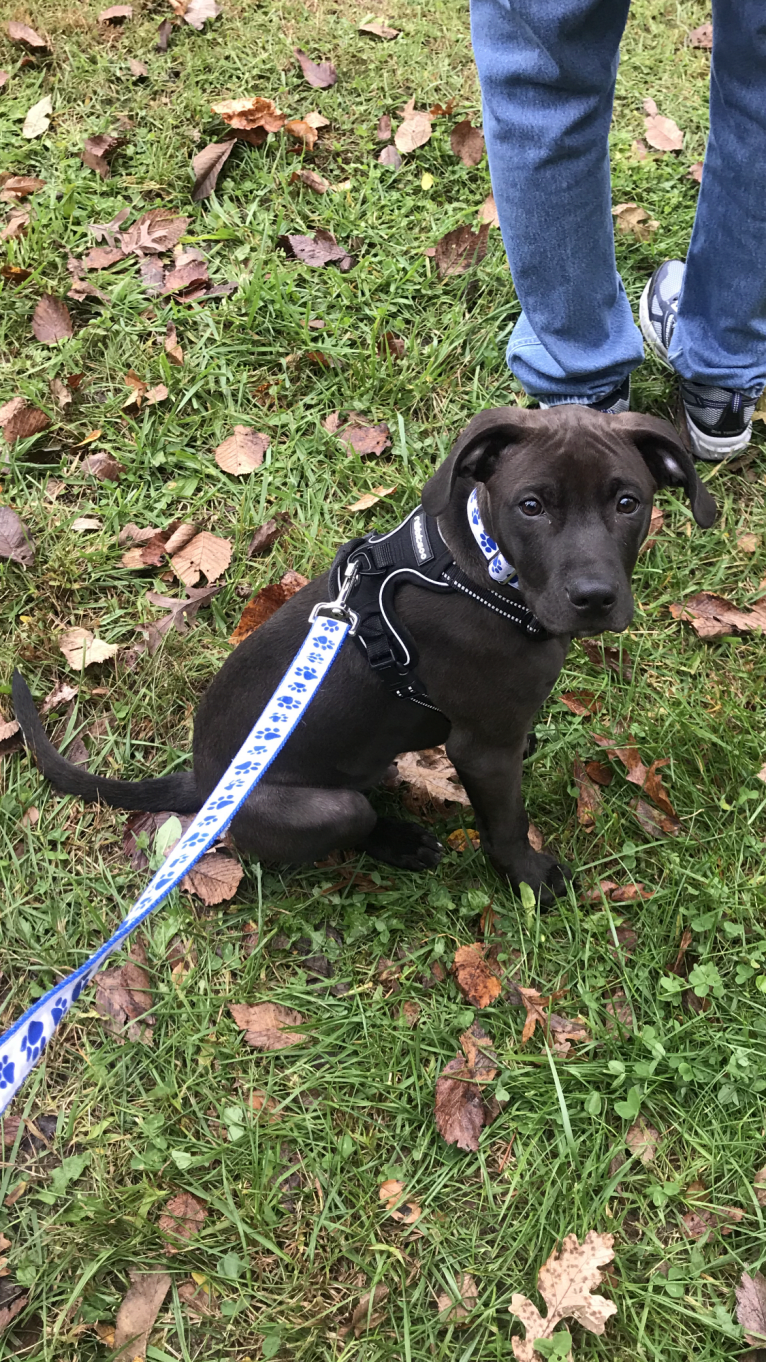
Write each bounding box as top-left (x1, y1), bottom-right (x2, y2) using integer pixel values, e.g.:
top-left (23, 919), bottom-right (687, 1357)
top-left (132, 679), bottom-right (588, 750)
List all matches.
top-left (467, 488), bottom-right (519, 587)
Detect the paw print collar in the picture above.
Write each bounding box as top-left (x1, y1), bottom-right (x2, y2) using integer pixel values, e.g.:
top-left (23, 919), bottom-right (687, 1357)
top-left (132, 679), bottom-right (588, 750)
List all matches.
top-left (467, 488), bottom-right (518, 587)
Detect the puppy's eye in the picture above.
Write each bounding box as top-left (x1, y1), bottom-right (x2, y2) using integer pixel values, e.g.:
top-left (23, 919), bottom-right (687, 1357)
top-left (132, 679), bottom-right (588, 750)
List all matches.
top-left (519, 497), bottom-right (543, 517)
top-left (617, 495), bottom-right (639, 514)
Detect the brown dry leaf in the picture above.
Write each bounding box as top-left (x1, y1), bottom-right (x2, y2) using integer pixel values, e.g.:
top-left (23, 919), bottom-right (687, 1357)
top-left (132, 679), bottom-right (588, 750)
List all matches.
top-left (688, 23), bottom-right (713, 48)
top-left (279, 228), bottom-right (353, 271)
top-left (753, 1165), bottom-right (766, 1207)
top-left (389, 746), bottom-right (471, 817)
top-left (211, 96), bottom-right (285, 133)
top-left (738, 532), bottom-right (759, 554)
top-left (144, 584), bottom-right (220, 652)
top-left (351, 1284), bottom-right (389, 1337)
top-left (59, 628), bottom-right (119, 668)
top-left (163, 257), bottom-right (209, 295)
top-left (0, 1294), bottom-right (27, 1332)
top-left (0, 718), bottom-right (20, 745)
top-left (290, 167), bottom-right (330, 193)
top-left (0, 72), bottom-right (7, 92)
top-left (625, 1119), bottom-right (660, 1165)
top-left (158, 1192), bottom-right (207, 1252)
top-left (378, 144), bottom-right (402, 168)
top-left (214, 426), bottom-right (268, 475)
top-left (681, 1206), bottom-right (744, 1241)
top-left (94, 939), bottom-right (154, 1044)
top-left (249, 1089), bottom-right (280, 1121)
top-left (84, 245), bottom-right (126, 270)
top-left (402, 999), bottom-right (420, 1027)
top-left (72, 516), bottom-right (102, 531)
top-left (612, 202), bottom-right (659, 242)
top-left (129, 58), bottom-right (148, 78)
top-left (177, 1279), bottom-right (217, 1317)
top-left (32, 295), bottom-right (73, 344)
top-left (670, 592), bottom-right (766, 639)
top-left (182, 851), bottom-right (243, 905)
top-left (0, 174), bottom-right (46, 199)
top-left (644, 109), bottom-right (683, 153)
top-left (379, 1178), bottom-right (421, 1224)
top-left (632, 797), bottom-right (682, 839)
top-left (294, 46), bottom-right (337, 88)
top-left (229, 570), bottom-right (308, 645)
top-left (574, 758), bottom-right (601, 831)
top-left (395, 102), bottom-right (432, 153)
top-left (182, 0), bottom-right (221, 29)
top-left (191, 138), bottom-right (236, 202)
top-left (8, 21), bottom-right (49, 50)
top-left (452, 943), bottom-right (502, 1009)
top-left (41, 681), bottom-right (78, 715)
top-left (689, 161), bottom-right (703, 184)
top-left (22, 96), bottom-right (52, 140)
top-left (304, 109), bottom-right (330, 131)
top-left (322, 409), bottom-right (391, 456)
top-left (585, 761), bottom-right (613, 787)
top-left (559, 690), bottom-right (600, 718)
top-left (510, 1232), bottom-right (617, 1361)
top-left (478, 192), bottom-right (500, 227)
top-left (436, 1274), bottom-right (478, 1326)
top-left (170, 530), bottom-right (231, 586)
top-left (0, 508), bottom-right (35, 566)
top-left (640, 505), bottom-right (664, 552)
top-left (83, 451), bottom-right (125, 482)
top-left (247, 512), bottom-right (292, 557)
top-left (736, 1271), bottom-right (766, 1348)
top-left (451, 117), bottom-right (485, 167)
top-left (435, 223), bottom-right (489, 279)
top-left (579, 637), bottom-right (632, 680)
top-left (99, 4), bottom-right (133, 20)
top-left (348, 484), bottom-right (396, 511)
top-left (114, 1271), bottom-right (172, 1361)
top-left (145, 383), bottom-right (168, 406)
top-left (518, 987), bottom-right (589, 1051)
top-left (165, 322), bottom-right (184, 366)
top-left (591, 735), bottom-right (676, 818)
top-left (119, 207), bottom-right (190, 255)
top-left (435, 1021), bottom-right (498, 1152)
top-left (229, 1001), bottom-right (306, 1050)
top-left (359, 19), bottom-right (400, 39)
top-left (82, 133), bottom-right (126, 179)
top-left (379, 331), bottom-right (405, 358)
top-left (1, 206), bottom-right (32, 241)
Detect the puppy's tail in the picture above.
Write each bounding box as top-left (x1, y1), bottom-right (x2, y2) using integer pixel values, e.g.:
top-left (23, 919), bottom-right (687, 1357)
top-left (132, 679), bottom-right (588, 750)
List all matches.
top-left (12, 670), bottom-right (201, 813)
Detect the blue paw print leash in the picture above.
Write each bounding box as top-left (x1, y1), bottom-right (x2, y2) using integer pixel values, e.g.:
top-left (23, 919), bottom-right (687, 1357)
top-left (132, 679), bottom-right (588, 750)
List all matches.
top-left (0, 567), bottom-right (361, 1117)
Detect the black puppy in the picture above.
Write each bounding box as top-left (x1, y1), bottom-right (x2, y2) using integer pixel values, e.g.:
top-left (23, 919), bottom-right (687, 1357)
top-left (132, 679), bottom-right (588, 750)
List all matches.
top-left (13, 406), bottom-right (716, 901)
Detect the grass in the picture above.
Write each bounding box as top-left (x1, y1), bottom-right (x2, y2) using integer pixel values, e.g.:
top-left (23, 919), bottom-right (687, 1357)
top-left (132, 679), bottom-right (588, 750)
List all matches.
top-left (2, 0), bottom-right (766, 1358)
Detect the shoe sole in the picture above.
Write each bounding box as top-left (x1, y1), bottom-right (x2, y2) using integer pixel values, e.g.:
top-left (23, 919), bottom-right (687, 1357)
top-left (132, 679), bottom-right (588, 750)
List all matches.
top-left (639, 279), bottom-right (751, 460)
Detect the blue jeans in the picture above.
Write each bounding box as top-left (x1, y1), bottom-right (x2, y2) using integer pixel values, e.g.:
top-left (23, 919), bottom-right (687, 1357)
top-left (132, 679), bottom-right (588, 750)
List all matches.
top-left (471, 0), bottom-right (766, 403)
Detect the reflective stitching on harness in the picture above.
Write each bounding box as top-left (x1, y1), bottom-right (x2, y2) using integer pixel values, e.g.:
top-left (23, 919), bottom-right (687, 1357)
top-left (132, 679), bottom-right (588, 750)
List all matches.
top-left (376, 566), bottom-right (452, 669)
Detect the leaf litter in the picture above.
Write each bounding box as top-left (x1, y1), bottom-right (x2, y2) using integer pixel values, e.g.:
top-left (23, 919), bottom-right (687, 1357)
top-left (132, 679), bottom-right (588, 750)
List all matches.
top-left (669, 592), bottom-right (766, 638)
top-left (229, 1002), bottom-right (306, 1049)
top-left (32, 296), bottom-right (73, 344)
top-left (510, 1232), bottom-right (617, 1361)
top-left (435, 223), bottom-right (489, 279)
top-left (322, 410), bottom-right (391, 455)
top-left (643, 98), bottom-right (683, 152)
top-left (294, 47), bottom-right (337, 89)
top-left (395, 98), bottom-right (432, 153)
top-left (0, 508), bottom-right (35, 566)
top-left (59, 628), bottom-right (119, 668)
top-left (378, 1178), bottom-right (421, 1224)
top-left (450, 118), bottom-right (485, 167)
top-left (385, 746), bottom-right (471, 818)
top-left (214, 426), bottom-right (268, 475)
top-left (452, 943), bottom-right (502, 1009)
top-left (436, 1274), bottom-right (479, 1325)
top-left (229, 571), bottom-right (308, 645)
top-left (113, 1271), bottom-right (171, 1361)
top-left (435, 1021), bottom-right (498, 1152)
top-left (279, 229), bottom-right (353, 271)
top-left (143, 584), bottom-right (220, 653)
top-left (158, 1192), bottom-right (207, 1251)
top-left (94, 936), bottom-right (154, 1044)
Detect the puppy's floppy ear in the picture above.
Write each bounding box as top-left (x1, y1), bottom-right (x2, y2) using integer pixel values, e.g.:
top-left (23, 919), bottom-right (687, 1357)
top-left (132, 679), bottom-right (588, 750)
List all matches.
top-left (421, 407), bottom-right (537, 517)
top-left (615, 412), bottom-right (717, 528)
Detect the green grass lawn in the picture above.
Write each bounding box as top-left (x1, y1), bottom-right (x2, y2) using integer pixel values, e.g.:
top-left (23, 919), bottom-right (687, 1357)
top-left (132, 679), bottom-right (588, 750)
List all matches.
top-left (2, 1), bottom-right (766, 1358)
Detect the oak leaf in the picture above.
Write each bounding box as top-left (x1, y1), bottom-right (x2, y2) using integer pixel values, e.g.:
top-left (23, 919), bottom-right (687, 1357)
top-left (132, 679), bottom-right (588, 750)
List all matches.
top-left (229, 1001), bottom-right (306, 1049)
top-left (452, 943), bottom-right (502, 1009)
top-left (114, 1271), bottom-right (171, 1361)
top-left (32, 295), bottom-right (73, 344)
top-left (59, 628), bottom-right (119, 668)
top-left (388, 746), bottom-right (471, 818)
top-left (119, 208), bottom-right (190, 255)
top-left (451, 117), bottom-right (484, 167)
top-left (158, 1191), bottom-right (207, 1251)
top-left (182, 851), bottom-right (243, 905)
top-left (510, 1232), bottom-right (616, 1361)
top-left (1, 207), bottom-right (31, 241)
top-left (84, 245), bottom-right (126, 270)
top-left (631, 797), bottom-right (682, 839)
top-left (753, 1165), bottom-right (766, 1207)
top-left (129, 58), bottom-right (148, 78)
top-left (0, 508), bottom-right (35, 566)
top-left (170, 530), bottom-right (231, 586)
top-left (294, 46), bottom-right (337, 89)
top-left (214, 426), bottom-right (268, 475)
top-left (669, 591), bottom-right (766, 639)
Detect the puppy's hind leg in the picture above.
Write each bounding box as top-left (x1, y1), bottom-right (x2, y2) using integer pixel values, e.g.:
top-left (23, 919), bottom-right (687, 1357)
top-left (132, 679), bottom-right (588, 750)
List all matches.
top-left (229, 783), bottom-right (377, 864)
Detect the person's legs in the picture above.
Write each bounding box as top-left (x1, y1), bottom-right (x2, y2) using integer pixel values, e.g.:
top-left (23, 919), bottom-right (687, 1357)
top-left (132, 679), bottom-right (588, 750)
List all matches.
top-left (641, 0), bottom-right (766, 458)
top-left (471, 0), bottom-right (642, 406)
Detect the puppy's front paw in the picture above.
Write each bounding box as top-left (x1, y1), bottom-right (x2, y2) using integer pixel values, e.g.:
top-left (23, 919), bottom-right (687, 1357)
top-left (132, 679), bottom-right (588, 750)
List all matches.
top-left (502, 848), bottom-right (572, 906)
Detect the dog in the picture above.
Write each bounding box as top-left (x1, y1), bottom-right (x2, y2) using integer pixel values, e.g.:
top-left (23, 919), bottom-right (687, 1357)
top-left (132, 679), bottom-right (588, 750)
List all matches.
top-left (13, 406), bottom-right (716, 902)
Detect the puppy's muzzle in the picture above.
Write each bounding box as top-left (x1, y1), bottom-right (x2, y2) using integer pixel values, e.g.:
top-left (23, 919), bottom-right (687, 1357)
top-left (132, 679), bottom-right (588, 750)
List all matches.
top-left (565, 576), bottom-right (618, 616)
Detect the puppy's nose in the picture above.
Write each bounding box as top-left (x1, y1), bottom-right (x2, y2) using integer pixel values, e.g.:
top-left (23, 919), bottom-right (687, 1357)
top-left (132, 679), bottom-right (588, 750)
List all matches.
top-left (566, 578), bottom-right (617, 613)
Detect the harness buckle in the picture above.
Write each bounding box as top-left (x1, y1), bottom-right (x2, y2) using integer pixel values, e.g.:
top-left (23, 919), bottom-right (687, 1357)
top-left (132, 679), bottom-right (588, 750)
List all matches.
top-left (309, 557), bottom-right (360, 635)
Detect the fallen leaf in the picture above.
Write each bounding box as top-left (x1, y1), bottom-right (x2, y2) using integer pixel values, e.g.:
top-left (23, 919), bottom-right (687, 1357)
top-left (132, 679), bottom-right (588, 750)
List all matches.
top-left (452, 943), bottom-right (502, 1009)
top-left (518, 987), bottom-right (589, 1051)
top-left (163, 257), bottom-right (209, 295)
top-left (71, 516), bottom-right (102, 531)
top-left (82, 133), bottom-right (126, 179)
top-left (631, 138), bottom-right (648, 160)
top-left (157, 17), bottom-right (173, 48)
top-left (681, 1206), bottom-right (744, 1241)
top-left (640, 505), bottom-right (664, 552)
top-left (359, 19), bottom-right (400, 39)
top-left (182, 851), bottom-right (243, 904)
top-left (348, 484), bottom-right (396, 511)
top-left (670, 590), bottom-right (766, 638)
top-left (579, 637), bottom-right (632, 680)
top-left (294, 46), bottom-right (337, 88)
top-left (378, 331), bottom-right (405, 359)
top-left (190, 135), bottom-right (238, 200)
top-left (86, 246), bottom-right (128, 273)
top-left (89, 206), bottom-right (130, 245)
top-left (435, 223), bottom-right (489, 279)
top-left (351, 1284), bottom-right (389, 1337)
top-left (304, 109), bottom-right (330, 130)
top-left (0, 72), bottom-right (7, 91)
top-left (0, 174), bottom-right (46, 199)
top-left (737, 1271), bottom-right (766, 1348)
top-left (0, 508), bottom-right (35, 566)
top-left (66, 735), bottom-right (89, 768)
top-left (247, 511), bottom-right (292, 556)
top-left (753, 1165), bottom-right (766, 1207)
top-left (451, 117), bottom-right (485, 167)
top-left (8, 21), bottom-right (49, 50)
top-left (278, 228), bottom-right (353, 271)
top-left (22, 95), bottom-right (53, 139)
top-left (229, 1001), bottom-right (306, 1050)
top-left (322, 409), bottom-right (391, 455)
top-left (478, 192), bottom-right (500, 227)
top-left (119, 207), bottom-right (190, 255)
top-left (177, 1279), bottom-right (217, 1316)
top-left (32, 295), bottom-right (73, 344)
top-left (229, 570), bottom-right (308, 645)
top-left (248, 1089), bottom-right (279, 1122)
top-left (402, 998), bottom-right (420, 1026)
top-left (378, 144), bottom-right (402, 168)
top-left (41, 681), bottom-right (78, 715)
top-left (559, 690), bottom-right (600, 718)
top-left (0, 718), bottom-right (20, 744)
top-left (1, 206), bottom-right (31, 241)
top-left (688, 23), bottom-right (713, 48)
top-left (170, 530), bottom-right (231, 586)
top-left (591, 735), bottom-right (676, 817)
top-left (99, 3), bottom-right (132, 18)
top-left (574, 758), bottom-right (601, 831)
top-left (214, 426), bottom-right (268, 475)
top-left (129, 58), bottom-right (148, 78)
top-left (689, 161), bottom-right (703, 184)
top-left (165, 322), bottom-right (184, 365)
top-left (114, 1271), bottom-right (172, 1361)
top-left (632, 797), bottom-right (682, 839)
top-left (447, 827), bottom-right (481, 852)
top-left (644, 108), bottom-right (683, 153)
top-left (612, 202), bottom-right (659, 241)
top-left (387, 746), bottom-right (471, 817)
top-left (395, 103), bottom-right (432, 153)
top-left (158, 1192), bottom-right (207, 1251)
top-left (0, 1294), bottom-right (27, 1333)
top-left (94, 938), bottom-right (154, 1043)
top-left (182, 0), bottom-right (221, 29)
top-left (435, 1021), bottom-right (498, 1152)
top-left (625, 1119), bottom-right (660, 1164)
top-left (83, 451), bottom-right (125, 481)
top-left (585, 761), bottom-right (613, 786)
top-left (211, 95), bottom-right (285, 132)
top-left (436, 1274), bottom-right (478, 1326)
top-left (144, 383), bottom-right (168, 406)
top-left (738, 532), bottom-right (760, 554)
top-left (510, 1231), bottom-right (617, 1361)
top-left (290, 167), bottom-right (330, 193)
top-left (379, 1178), bottom-right (421, 1224)
top-left (144, 583), bottom-right (220, 651)
top-left (59, 627), bottom-right (118, 669)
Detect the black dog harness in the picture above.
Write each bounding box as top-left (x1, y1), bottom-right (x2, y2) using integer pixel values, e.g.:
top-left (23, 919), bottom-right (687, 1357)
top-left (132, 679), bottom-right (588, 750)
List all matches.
top-left (328, 506), bottom-right (546, 713)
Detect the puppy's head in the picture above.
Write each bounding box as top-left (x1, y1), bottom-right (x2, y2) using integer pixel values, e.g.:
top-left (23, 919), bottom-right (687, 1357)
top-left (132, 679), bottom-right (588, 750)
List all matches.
top-left (422, 405), bottom-right (717, 637)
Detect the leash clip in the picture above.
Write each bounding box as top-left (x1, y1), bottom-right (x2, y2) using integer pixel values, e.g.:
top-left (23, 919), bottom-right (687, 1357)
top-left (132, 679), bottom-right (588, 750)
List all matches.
top-left (309, 557), bottom-right (360, 635)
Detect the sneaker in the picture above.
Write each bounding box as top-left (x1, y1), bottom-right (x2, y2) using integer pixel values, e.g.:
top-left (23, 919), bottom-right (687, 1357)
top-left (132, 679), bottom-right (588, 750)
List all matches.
top-left (640, 260), bottom-right (755, 461)
top-left (539, 375), bottom-right (631, 415)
